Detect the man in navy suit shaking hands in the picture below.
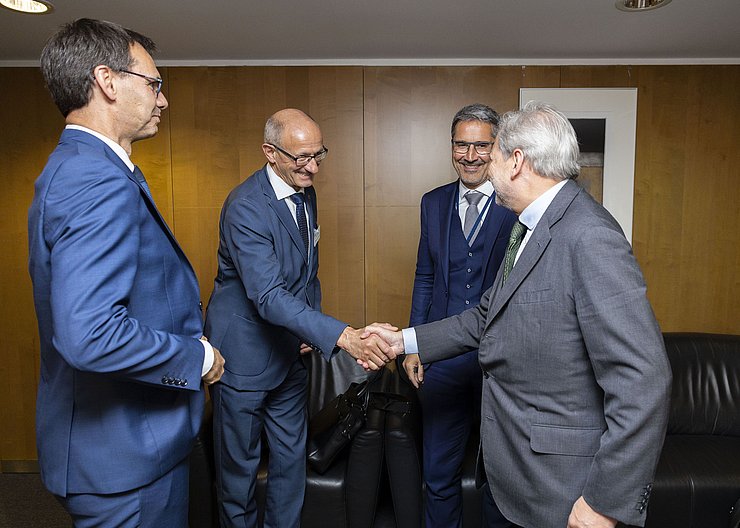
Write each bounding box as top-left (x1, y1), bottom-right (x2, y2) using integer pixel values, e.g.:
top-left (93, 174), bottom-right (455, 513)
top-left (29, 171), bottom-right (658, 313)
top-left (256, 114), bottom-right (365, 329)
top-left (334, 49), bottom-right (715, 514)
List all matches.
top-left (28, 18), bottom-right (224, 527)
top-left (204, 108), bottom-right (397, 527)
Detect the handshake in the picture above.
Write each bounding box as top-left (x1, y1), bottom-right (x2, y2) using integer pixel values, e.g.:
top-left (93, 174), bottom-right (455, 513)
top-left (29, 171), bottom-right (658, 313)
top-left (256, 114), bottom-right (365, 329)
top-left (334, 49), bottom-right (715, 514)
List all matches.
top-left (335, 323), bottom-right (424, 388)
top-left (336, 322), bottom-right (404, 370)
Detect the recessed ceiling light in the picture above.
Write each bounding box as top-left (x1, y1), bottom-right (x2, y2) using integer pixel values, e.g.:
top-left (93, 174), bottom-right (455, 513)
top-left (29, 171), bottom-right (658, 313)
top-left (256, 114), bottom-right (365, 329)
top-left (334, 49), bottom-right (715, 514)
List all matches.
top-left (616, 0), bottom-right (673, 11)
top-left (0, 0), bottom-right (54, 14)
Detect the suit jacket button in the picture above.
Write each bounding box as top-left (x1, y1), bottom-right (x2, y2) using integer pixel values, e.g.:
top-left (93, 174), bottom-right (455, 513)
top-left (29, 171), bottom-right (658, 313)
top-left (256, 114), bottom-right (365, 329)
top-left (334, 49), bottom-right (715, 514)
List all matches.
top-left (183, 380), bottom-right (188, 386)
top-left (483, 371), bottom-right (490, 379)
top-left (162, 376), bottom-right (169, 384)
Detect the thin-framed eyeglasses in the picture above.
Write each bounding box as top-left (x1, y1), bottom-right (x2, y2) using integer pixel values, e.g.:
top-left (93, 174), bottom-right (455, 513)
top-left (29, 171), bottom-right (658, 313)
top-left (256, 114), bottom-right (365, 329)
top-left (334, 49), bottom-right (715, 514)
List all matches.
top-left (452, 140), bottom-right (494, 155)
top-left (269, 144), bottom-right (328, 167)
top-left (120, 69), bottom-right (164, 96)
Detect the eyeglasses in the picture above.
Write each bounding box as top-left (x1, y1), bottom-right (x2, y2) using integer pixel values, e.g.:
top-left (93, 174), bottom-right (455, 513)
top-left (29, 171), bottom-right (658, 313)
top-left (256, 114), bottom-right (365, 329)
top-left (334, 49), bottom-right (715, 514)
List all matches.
top-left (269, 144), bottom-right (328, 167)
top-left (120, 69), bottom-right (163, 96)
top-left (452, 140), bottom-right (494, 155)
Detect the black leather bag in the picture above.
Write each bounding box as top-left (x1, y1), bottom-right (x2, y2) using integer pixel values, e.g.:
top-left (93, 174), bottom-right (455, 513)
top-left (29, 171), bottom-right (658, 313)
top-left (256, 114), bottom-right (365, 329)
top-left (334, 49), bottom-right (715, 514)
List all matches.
top-left (307, 372), bottom-right (380, 474)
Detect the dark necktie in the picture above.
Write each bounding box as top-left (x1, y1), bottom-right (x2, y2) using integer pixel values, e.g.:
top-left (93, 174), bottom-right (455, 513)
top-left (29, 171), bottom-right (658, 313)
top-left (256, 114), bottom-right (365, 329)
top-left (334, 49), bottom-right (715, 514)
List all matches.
top-left (290, 193), bottom-right (309, 252)
top-left (502, 220), bottom-right (527, 283)
top-left (463, 191), bottom-right (484, 244)
top-left (133, 166), bottom-right (152, 198)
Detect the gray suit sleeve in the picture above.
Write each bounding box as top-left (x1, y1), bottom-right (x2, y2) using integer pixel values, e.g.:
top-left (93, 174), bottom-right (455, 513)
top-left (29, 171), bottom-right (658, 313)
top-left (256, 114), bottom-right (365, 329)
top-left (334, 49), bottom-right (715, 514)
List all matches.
top-left (574, 224), bottom-right (672, 525)
top-left (415, 284), bottom-right (492, 362)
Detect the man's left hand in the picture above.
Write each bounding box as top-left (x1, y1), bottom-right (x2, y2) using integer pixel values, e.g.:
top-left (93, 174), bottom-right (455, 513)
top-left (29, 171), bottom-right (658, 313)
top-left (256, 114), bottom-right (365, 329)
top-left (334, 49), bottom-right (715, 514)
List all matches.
top-left (567, 496), bottom-right (617, 528)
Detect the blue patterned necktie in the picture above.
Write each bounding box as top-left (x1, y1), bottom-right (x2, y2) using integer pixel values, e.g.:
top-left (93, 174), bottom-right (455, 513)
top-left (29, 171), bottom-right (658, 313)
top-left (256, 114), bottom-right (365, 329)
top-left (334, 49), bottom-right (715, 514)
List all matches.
top-left (290, 193), bottom-right (309, 252)
top-left (502, 220), bottom-right (527, 283)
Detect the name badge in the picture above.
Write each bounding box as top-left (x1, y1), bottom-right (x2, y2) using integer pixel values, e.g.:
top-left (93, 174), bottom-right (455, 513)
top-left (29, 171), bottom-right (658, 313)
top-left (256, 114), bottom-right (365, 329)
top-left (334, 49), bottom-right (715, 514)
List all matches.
top-left (313, 226), bottom-right (320, 247)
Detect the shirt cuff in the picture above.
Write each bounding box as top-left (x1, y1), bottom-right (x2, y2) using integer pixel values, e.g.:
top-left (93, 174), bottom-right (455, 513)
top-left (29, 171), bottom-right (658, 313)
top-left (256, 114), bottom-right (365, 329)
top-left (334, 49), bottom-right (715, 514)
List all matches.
top-left (200, 339), bottom-right (214, 377)
top-left (401, 327), bottom-right (419, 355)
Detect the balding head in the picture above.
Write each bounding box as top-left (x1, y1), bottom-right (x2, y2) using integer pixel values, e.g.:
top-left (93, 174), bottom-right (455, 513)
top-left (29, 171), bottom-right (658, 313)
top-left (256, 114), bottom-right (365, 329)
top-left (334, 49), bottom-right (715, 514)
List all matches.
top-left (262, 108), bottom-right (325, 190)
top-left (264, 108), bottom-right (320, 146)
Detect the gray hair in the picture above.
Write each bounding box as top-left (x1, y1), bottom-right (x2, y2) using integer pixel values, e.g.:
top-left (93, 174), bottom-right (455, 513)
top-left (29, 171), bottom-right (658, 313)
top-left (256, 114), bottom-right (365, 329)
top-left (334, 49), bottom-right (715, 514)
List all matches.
top-left (451, 103), bottom-right (500, 138)
top-left (40, 18), bottom-right (156, 117)
top-left (263, 114), bottom-right (285, 145)
top-left (496, 101), bottom-right (580, 181)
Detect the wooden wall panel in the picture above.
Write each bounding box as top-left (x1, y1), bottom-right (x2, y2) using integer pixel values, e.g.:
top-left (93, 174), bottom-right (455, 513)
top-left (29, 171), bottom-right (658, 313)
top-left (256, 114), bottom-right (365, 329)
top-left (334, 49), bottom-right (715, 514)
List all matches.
top-left (168, 66), bottom-right (365, 326)
top-left (629, 66), bottom-right (740, 333)
top-left (363, 66), bottom-right (560, 327)
top-left (561, 65), bottom-right (740, 333)
top-left (0, 69), bottom-right (63, 465)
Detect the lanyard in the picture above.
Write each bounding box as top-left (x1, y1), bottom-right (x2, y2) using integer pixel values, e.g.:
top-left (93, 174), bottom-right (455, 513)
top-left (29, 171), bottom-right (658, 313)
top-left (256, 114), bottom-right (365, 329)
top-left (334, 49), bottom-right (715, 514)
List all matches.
top-left (456, 186), bottom-right (493, 245)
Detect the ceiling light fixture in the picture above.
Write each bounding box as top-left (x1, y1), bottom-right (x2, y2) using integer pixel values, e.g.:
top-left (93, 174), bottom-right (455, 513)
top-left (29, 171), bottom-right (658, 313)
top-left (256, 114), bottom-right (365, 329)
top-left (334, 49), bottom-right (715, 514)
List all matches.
top-left (616, 0), bottom-right (672, 11)
top-left (0, 0), bottom-right (54, 14)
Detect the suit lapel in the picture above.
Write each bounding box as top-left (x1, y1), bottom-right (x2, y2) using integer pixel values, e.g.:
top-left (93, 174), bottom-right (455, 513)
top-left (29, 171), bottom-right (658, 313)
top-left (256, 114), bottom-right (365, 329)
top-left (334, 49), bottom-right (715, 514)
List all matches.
top-left (62, 129), bottom-right (199, 279)
top-left (304, 187), bottom-right (318, 275)
top-left (438, 183), bottom-right (456, 290)
top-left (259, 169), bottom-right (308, 263)
top-left (487, 181), bottom-right (581, 321)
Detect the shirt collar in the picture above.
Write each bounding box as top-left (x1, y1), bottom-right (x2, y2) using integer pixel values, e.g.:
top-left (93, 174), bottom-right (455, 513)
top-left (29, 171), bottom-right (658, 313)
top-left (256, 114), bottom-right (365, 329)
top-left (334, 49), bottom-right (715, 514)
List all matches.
top-left (65, 124), bottom-right (134, 172)
top-left (458, 179), bottom-right (494, 203)
top-left (519, 179), bottom-right (569, 231)
top-left (266, 163), bottom-right (303, 201)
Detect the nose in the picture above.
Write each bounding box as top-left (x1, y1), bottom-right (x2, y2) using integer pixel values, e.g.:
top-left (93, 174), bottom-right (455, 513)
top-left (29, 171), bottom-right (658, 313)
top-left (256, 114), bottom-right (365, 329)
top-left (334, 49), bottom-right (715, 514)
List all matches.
top-left (463, 144), bottom-right (479, 162)
top-left (304, 157), bottom-right (320, 173)
top-left (157, 91), bottom-right (168, 110)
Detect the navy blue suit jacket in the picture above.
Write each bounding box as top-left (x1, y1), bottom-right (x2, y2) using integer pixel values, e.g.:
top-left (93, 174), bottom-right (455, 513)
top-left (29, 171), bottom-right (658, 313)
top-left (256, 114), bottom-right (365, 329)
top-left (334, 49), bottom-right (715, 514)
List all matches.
top-left (28, 129), bottom-right (206, 497)
top-left (204, 166), bottom-right (347, 391)
top-left (409, 180), bottom-right (517, 327)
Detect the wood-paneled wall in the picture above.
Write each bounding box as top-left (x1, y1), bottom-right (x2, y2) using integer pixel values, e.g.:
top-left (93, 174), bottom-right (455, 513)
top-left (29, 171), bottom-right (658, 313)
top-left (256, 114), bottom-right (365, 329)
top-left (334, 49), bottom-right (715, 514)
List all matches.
top-left (2, 65), bottom-right (738, 468)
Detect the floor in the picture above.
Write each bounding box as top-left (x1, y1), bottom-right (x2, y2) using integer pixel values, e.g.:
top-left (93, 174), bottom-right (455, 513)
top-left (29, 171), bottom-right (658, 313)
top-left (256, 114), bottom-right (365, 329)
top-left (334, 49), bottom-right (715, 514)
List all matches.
top-left (0, 473), bottom-right (70, 527)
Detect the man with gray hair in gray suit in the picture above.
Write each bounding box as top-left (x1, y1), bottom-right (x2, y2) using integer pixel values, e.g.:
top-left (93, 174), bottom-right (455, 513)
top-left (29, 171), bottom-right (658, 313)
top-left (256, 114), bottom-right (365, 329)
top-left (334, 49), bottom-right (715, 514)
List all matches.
top-left (365, 101), bottom-right (671, 528)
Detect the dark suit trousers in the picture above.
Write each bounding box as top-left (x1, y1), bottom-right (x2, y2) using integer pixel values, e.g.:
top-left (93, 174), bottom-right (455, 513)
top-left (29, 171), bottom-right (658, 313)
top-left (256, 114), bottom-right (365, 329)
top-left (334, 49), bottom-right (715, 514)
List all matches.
top-left (418, 349), bottom-right (482, 528)
top-left (212, 358), bottom-right (308, 528)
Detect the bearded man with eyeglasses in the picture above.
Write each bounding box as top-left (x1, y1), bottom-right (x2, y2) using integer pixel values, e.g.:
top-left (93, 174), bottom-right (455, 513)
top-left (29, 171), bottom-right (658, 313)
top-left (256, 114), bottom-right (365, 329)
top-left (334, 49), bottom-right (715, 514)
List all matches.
top-left (404, 103), bottom-right (517, 528)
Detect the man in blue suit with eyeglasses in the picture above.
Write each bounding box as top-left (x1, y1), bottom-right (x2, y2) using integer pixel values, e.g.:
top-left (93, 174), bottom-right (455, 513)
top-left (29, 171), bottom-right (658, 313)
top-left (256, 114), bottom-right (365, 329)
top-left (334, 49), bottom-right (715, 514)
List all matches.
top-left (28, 18), bottom-right (224, 527)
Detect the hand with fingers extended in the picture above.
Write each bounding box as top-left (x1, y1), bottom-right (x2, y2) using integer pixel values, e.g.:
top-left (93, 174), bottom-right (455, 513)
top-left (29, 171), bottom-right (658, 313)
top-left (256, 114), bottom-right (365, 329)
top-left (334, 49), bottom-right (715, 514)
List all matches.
top-left (337, 324), bottom-right (399, 371)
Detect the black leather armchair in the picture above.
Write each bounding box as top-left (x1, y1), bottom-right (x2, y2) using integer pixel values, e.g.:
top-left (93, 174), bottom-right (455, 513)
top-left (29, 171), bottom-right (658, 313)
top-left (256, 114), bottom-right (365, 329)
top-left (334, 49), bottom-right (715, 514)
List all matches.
top-left (642, 333), bottom-right (740, 528)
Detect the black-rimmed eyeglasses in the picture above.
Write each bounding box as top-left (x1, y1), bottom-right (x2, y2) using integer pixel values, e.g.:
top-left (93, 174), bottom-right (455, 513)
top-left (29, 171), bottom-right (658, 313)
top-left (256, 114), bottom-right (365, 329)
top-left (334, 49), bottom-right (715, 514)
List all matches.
top-left (120, 70), bottom-right (163, 96)
top-left (452, 140), bottom-right (494, 155)
top-left (269, 144), bottom-right (328, 167)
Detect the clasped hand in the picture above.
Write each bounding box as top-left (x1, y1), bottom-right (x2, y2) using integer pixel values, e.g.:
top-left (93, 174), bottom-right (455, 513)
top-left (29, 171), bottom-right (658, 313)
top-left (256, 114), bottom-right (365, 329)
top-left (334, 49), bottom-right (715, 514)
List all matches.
top-left (337, 323), bottom-right (404, 371)
top-left (339, 323), bottom-right (404, 372)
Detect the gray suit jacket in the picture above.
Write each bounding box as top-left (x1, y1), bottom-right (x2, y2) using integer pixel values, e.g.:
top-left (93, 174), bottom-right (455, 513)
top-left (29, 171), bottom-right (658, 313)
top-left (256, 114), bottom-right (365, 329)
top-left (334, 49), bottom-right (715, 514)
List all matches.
top-left (415, 180), bottom-right (671, 528)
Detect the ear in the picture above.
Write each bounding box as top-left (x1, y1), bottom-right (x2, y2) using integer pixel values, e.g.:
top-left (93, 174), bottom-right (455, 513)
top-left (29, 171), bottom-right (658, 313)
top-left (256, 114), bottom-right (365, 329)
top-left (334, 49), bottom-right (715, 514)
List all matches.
top-left (262, 143), bottom-right (278, 164)
top-left (510, 149), bottom-right (525, 178)
top-left (92, 65), bottom-right (118, 102)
